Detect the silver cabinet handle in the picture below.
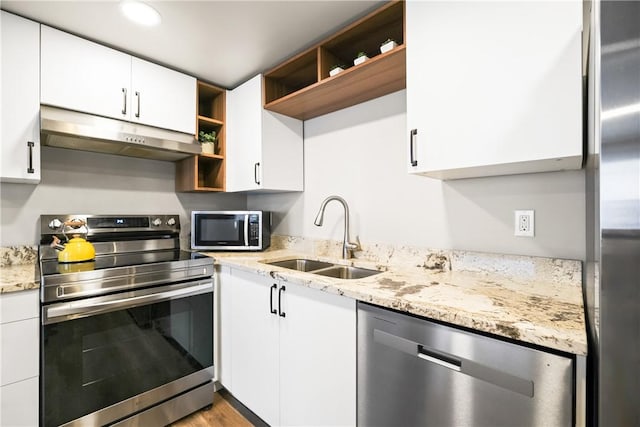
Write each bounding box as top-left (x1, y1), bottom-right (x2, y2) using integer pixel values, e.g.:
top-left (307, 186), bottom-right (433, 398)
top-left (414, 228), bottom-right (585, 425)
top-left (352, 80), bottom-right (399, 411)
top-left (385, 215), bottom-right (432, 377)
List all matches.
top-left (122, 88), bottom-right (127, 115)
top-left (27, 141), bottom-right (35, 174)
top-left (410, 129), bottom-right (418, 167)
top-left (254, 162), bottom-right (261, 185)
top-left (135, 91), bottom-right (141, 118)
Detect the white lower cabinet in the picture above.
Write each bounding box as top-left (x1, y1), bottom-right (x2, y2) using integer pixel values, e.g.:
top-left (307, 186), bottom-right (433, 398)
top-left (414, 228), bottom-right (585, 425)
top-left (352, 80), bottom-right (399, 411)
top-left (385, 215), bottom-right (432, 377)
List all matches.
top-left (218, 266), bottom-right (233, 389)
top-left (0, 376), bottom-right (39, 427)
top-left (222, 268), bottom-right (356, 426)
top-left (0, 290), bottom-right (39, 426)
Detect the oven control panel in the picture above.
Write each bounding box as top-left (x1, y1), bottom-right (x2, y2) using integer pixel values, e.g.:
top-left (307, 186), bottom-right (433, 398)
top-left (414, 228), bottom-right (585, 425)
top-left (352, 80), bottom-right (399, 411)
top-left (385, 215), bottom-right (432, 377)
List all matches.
top-left (41, 214), bottom-right (181, 241)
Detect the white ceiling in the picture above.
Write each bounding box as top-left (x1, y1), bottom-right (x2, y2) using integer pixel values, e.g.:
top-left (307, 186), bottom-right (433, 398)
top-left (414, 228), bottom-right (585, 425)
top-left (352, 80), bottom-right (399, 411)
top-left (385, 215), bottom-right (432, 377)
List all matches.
top-left (2, 0), bottom-right (383, 89)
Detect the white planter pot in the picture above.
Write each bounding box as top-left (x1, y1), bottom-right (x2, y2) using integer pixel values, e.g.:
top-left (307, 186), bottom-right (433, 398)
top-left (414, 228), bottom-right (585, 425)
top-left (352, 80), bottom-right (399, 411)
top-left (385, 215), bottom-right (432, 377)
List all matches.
top-left (354, 55), bottom-right (369, 66)
top-left (329, 66), bottom-right (344, 77)
top-left (380, 40), bottom-right (398, 54)
top-left (201, 142), bottom-right (215, 154)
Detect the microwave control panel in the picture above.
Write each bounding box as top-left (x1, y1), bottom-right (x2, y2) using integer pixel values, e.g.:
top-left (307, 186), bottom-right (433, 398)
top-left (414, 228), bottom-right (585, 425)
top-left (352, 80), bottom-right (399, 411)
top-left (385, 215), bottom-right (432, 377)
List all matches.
top-left (248, 214), bottom-right (260, 246)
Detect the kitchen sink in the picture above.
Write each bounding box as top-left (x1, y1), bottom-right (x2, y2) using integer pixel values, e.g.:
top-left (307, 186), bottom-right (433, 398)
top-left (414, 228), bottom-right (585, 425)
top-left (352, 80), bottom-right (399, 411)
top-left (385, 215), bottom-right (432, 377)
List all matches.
top-left (310, 265), bottom-right (381, 280)
top-left (266, 259), bottom-right (334, 272)
top-left (263, 259), bottom-right (382, 280)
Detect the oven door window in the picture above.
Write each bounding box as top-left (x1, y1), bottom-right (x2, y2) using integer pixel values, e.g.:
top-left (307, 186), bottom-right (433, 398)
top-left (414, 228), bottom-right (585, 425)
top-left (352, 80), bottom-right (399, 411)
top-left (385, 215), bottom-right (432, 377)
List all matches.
top-left (196, 214), bottom-right (245, 247)
top-left (42, 292), bottom-right (213, 427)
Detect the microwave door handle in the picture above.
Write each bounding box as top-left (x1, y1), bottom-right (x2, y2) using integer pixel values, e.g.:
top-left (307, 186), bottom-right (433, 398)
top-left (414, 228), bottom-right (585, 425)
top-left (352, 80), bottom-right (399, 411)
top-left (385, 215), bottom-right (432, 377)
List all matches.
top-left (244, 215), bottom-right (249, 246)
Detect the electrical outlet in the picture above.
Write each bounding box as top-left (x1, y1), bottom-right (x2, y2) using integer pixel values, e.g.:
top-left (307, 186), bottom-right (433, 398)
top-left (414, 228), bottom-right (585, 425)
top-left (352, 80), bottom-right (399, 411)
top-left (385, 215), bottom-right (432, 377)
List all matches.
top-left (514, 210), bottom-right (535, 237)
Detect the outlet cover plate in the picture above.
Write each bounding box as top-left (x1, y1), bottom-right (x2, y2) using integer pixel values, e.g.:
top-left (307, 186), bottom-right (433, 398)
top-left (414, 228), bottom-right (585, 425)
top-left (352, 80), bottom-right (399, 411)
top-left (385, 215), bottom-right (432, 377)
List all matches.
top-left (514, 210), bottom-right (535, 237)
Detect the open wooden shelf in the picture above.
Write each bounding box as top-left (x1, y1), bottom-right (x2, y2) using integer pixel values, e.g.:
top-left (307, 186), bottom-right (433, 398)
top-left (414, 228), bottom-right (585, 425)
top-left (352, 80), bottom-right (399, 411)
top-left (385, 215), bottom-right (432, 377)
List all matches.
top-left (175, 155), bottom-right (225, 192)
top-left (176, 80), bottom-right (226, 192)
top-left (264, 1), bottom-right (405, 120)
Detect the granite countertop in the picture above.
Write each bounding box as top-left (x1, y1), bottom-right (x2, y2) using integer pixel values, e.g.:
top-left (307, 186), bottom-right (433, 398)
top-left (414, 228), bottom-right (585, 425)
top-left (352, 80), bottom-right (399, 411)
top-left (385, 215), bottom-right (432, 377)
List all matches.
top-left (208, 243), bottom-right (587, 356)
top-left (0, 240), bottom-right (587, 356)
top-left (0, 246), bottom-right (39, 294)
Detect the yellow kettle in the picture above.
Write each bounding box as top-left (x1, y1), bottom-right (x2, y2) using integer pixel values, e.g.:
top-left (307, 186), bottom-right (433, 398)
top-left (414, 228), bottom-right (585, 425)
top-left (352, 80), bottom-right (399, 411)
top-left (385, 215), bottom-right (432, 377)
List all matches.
top-left (50, 219), bottom-right (96, 263)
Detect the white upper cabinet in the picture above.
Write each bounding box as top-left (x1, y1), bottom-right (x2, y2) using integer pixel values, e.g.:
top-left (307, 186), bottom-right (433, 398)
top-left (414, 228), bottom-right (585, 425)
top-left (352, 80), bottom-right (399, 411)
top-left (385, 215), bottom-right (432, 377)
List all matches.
top-left (40, 26), bottom-right (196, 134)
top-left (406, 0), bottom-right (583, 179)
top-left (226, 74), bottom-right (303, 192)
top-left (41, 25), bottom-right (131, 122)
top-left (1, 11), bottom-right (41, 184)
top-left (130, 57), bottom-right (196, 133)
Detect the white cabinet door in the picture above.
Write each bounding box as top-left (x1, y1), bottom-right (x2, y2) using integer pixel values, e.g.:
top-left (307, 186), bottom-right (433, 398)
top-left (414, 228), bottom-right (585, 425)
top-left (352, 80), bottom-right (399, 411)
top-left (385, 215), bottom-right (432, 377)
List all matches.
top-left (279, 283), bottom-right (356, 427)
top-left (226, 74), bottom-right (303, 192)
top-left (226, 75), bottom-right (263, 192)
top-left (230, 269), bottom-right (279, 426)
top-left (0, 377), bottom-right (39, 427)
top-left (406, 0), bottom-right (583, 179)
top-left (0, 289), bottom-right (39, 426)
top-left (41, 25), bottom-right (131, 121)
top-left (0, 318), bottom-right (39, 387)
top-left (1, 11), bottom-right (40, 184)
top-left (225, 268), bottom-right (357, 427)
top-left (131, 58), bottom-right (196, 134)
top-left (0, 289), bottom-right (39, 324)
top-left (0, 290), bottom-right (39, 387)
top-left (217, 266), bottom-right (233, 390)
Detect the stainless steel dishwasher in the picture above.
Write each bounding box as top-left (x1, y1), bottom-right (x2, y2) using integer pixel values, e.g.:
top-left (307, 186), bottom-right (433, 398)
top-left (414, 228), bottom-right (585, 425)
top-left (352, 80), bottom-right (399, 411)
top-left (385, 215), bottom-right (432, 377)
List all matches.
top-left (358, 302), bottom-right (575, 426)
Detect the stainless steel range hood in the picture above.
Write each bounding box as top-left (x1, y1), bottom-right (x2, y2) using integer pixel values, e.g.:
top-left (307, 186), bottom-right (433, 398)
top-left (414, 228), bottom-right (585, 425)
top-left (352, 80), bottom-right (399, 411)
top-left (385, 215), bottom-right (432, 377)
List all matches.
top-left (40, 106), bottom-right (201, 161)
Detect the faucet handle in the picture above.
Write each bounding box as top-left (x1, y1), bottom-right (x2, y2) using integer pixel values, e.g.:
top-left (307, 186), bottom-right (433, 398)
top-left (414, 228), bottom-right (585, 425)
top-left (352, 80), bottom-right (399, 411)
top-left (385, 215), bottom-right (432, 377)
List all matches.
top-left (345, 236), bottom-right (361, 257)
top-left (345, 241), bottom-right (360, 250)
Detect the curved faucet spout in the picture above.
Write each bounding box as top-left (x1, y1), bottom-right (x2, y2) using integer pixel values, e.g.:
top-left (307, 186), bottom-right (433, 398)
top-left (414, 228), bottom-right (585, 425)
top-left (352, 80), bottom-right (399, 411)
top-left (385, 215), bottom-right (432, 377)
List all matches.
top-left (313, 195), bottom-right (359, 259)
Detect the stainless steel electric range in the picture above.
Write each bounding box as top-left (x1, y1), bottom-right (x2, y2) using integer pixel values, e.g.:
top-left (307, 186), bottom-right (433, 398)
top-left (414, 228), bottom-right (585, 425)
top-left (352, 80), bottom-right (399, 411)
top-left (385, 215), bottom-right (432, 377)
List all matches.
top-left (38, 214), bottom-right (214, 427)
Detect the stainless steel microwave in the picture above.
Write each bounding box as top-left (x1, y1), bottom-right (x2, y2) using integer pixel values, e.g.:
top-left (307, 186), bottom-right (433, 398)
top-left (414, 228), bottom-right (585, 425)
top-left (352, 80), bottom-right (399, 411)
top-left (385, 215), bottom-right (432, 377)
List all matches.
top-left (191, 211), bottom-right (271, 251)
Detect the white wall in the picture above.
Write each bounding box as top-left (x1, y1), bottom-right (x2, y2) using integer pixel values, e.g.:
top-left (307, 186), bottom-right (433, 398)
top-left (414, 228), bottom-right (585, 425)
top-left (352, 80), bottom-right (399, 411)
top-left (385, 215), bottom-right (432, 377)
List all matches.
top-left (1, 91), bottom-right (586, 260)
top-left (0, 147), bottom-right (246, 246)
top-left (248, 90), bottom-right (586, 260)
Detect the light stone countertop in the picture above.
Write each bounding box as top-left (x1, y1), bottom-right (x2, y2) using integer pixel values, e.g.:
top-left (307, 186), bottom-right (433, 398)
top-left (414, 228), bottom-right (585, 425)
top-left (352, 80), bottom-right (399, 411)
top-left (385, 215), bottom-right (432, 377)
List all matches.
top-left (0, 240), bottom-right (587, 356)
top-left (207, 245), bottom-right (587, 356)
top-left (0, 246), bottom-right (39, 294)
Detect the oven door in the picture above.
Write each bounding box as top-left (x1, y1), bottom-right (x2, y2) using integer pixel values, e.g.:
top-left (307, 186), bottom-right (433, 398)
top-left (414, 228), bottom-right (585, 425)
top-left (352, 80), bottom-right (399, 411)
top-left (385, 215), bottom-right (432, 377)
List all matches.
top-left (41, 279), bottom-right (213, 427)
top-left (191, 212), bottom-right (249, 249)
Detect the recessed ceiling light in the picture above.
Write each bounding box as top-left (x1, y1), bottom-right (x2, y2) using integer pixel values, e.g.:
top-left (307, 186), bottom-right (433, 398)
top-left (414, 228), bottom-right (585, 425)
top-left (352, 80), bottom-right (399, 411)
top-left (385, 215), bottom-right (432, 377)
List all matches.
top-left (120, 1), bottom-right (161, 26)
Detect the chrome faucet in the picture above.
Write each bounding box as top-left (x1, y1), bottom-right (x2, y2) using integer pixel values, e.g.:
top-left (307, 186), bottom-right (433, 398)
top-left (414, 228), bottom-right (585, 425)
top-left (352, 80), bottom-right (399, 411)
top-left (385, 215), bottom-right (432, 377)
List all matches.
top-left (313, 195), bottom-right (360, 259)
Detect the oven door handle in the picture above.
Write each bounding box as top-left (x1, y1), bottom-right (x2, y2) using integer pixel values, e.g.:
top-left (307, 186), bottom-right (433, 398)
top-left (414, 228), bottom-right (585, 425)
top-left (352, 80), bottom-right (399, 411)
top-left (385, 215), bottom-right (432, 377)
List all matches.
top-left (42, 282), bottom-right (213, 325)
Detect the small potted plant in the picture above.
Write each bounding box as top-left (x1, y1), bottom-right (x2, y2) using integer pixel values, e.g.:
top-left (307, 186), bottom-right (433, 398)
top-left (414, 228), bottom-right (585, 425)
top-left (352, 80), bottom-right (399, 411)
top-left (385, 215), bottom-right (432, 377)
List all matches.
top-left (198, 130), bottom-right (217, 154)
top-left (380, 38), bottom-right (398, 54)
top-left (353, 51), bottom-right (369, 66)
top-left (329, 64), bottom-right (346, 77)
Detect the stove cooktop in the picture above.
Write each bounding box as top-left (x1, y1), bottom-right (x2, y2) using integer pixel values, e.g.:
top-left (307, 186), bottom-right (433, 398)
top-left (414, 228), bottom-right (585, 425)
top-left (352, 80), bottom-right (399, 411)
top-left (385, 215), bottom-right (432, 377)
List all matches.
top-left (39, 250), bottom-right (207, 277)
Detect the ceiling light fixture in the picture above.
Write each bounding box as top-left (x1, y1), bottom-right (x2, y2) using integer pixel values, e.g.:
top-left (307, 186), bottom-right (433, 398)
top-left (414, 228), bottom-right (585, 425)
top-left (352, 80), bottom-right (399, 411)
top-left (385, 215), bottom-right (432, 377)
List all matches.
top-left (120, 1), bottom-right (161, 26)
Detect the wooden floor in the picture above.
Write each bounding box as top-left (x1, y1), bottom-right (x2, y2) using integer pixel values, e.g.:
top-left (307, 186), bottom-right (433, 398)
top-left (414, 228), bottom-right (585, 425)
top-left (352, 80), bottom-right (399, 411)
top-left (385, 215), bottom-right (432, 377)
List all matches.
top-left (171, 392), bottom-right (254, 427)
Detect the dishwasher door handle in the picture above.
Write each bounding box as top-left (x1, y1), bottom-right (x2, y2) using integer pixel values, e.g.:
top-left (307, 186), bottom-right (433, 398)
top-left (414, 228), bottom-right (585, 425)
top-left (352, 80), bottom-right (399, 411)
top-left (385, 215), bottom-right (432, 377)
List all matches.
top-left (418, 345), bottom-right (461, 372)
top-left (373, 328), bottom-right (534, 398)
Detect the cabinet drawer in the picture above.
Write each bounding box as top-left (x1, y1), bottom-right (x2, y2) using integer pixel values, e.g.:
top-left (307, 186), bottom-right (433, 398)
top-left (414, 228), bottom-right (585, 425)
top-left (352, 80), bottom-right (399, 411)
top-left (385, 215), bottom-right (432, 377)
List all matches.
top-left (0, 317), bottom-right (39, 386)
top-left (0, 376), bottom-right (39, 427)
top-left (0, 290), bottom-right (39, 324)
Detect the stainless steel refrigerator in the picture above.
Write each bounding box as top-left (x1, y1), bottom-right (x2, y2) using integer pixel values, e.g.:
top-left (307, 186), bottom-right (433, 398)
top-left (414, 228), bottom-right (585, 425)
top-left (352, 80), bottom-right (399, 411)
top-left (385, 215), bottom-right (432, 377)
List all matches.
top-left (586, 1), bottom-right (640, 425)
